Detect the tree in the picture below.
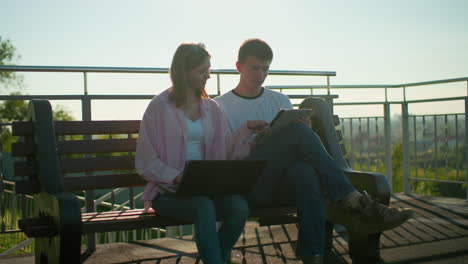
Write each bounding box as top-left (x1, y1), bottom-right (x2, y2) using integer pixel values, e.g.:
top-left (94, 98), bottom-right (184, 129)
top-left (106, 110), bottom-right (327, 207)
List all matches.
top-left (0, 37), bottom-right (74, 152)
top-left (0, 36), bottom-right (23, 90)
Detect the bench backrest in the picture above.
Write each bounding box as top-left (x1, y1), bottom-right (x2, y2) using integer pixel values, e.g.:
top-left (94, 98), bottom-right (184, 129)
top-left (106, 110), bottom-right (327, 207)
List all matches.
top-left (12, 98), bottom-right (346, 195)
top-left (12, 100), bottom-right (146, 195)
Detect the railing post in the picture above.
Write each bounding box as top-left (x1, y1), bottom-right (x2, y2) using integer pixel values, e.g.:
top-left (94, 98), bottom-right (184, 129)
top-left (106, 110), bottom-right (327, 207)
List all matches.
top-left (465, 98), bottom-right (468, 200)
top-left (216, 74), bottom-right (221, 96)
top-left (82, 71), bottom-right (96, 251)
top-left (402, 102), bottom-right (411, 195)
top-left (82, 72), bottom-right (92, 122)
top-left (384, 103), bottom-right (393, 192)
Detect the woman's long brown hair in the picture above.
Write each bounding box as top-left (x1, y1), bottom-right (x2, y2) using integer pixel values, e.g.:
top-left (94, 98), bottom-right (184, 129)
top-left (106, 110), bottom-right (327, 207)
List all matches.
top-left (169, 43), bottom-right (210, 107)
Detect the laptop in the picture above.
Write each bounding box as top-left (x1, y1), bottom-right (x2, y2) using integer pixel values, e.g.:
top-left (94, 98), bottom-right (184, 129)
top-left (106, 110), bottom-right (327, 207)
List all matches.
top-left (175, 160), bottom-right (266, 197)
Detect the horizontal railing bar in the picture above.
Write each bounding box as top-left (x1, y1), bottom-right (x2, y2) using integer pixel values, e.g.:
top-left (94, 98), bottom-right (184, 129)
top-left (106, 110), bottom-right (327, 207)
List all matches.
top-left (402, 96), bottom-right (468, 104)
top-left (0, 65), bottom-right (336, 77)
top-left (0, 94), bottom-right (330, 101)
top-left (335, 101), bottom-right (389, 106)
top-left (399, 77), bottom-right (468, 88)
top-left (269, 84), bottom-right (399, 89)
top-left (1, 189), bottom-right (34, 200)
top-left (269, 77), bottom-right (468, 89)
top-left (409, 113), bottom-right (464, 117)
top-left (2, 95), bottom-right (466, 112)
top-left (0, 95), bottom-right (155, 100)
top-left (1, 180), bottom-right (15, 185)
top-left (409, 177), bottom-right (467, 185)
top-left (341, 116), bottom-right (384, 119)
top-left (334, 96), bottom-right (468, 106)
top-left (214, 69), bottom-right (336, 76)
top-left (0, 65), bottom-right (169, 74)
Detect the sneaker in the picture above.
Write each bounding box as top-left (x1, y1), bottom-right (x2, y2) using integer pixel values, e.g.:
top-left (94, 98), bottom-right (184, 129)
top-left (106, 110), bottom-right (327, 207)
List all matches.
top-left (356, 192), bottom-right (414, 231)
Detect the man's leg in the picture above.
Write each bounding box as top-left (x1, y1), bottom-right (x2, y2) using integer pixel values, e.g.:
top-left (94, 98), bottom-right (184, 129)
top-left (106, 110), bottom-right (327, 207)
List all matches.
top-left (246, 122), bottom-right (354, 206)
top-left (291, 162), bottom-right (326, 257)
top-left (248, 122), bottom-right (412, 229)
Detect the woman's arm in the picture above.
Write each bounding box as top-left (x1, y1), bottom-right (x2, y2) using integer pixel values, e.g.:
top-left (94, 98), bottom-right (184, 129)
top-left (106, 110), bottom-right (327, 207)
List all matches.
top-left (135, 112), bottom-right (182, 184)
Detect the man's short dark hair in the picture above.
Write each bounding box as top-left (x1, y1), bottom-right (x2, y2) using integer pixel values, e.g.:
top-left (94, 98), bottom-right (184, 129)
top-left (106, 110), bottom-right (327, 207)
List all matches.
top-left (238, 38), bottom-right (273, 64)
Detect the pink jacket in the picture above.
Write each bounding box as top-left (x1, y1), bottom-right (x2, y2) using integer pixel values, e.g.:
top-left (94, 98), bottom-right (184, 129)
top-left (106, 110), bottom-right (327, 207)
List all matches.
top-left (135, 89), bottom-right (252, 209)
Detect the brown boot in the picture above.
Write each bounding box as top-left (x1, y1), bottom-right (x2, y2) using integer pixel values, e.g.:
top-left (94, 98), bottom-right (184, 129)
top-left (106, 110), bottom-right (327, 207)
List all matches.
top-left (356, 192), bottom-right (413, 231)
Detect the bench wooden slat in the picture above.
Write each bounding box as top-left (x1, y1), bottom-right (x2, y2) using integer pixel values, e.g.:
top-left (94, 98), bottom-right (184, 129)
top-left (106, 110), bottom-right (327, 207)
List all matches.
top-left (15, 173), bottom-right (145, 194)
top-left (64, 173), bottom-right (145, 191)
top-left (81, 209), bottom-right (145, 221)
top-left (12, 120), bottom-right (141, 136)
top-left (58, 138), bottom-right (137, 154)
top-left (13, 137), bottom-right (137, 157)
top-left (11, 142), bottom-right (35, 156)
top-left (61, 155), bottom-right (135, 173)
top-left (15, 179), bottom-right (41, 194)
top-left (54, 121), bottom-right (140, 135)
top-left (14, 161), bottom-right (37, 177)
top-left (11, 122), bottom-right (33, 136)
top-left (81, 213), bottom-right (190, 234)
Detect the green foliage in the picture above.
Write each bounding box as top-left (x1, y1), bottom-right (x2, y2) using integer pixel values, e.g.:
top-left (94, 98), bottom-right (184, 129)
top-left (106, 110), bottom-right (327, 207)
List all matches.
top-left (0, 208), bottom-right (34, 254)
top-left (53, 105), bottom-right (74, 121)
top-left (0, 92), bottom-right (28, 122)
top-left (0, 92), bottom-right (29, 152)
top-left (349, 140), bottom-right (466, 198)
top-left (391, 142), bottom-right (404, 192)
top-left (0, 95), bottom-right (75, 152)
top-left (0, 36), bottom-right (23, 90)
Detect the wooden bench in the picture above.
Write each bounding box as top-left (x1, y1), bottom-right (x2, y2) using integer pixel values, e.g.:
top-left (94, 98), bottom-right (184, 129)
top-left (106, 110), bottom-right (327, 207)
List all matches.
top-left (12, 98), bottom-right (390, 264)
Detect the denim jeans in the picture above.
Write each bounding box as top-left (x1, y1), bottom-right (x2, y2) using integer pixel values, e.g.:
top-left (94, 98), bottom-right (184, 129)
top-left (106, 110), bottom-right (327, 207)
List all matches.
top-left (152, 194), bottom-right (248, 264)
top-left (245, 122), bottom-right (356, 256)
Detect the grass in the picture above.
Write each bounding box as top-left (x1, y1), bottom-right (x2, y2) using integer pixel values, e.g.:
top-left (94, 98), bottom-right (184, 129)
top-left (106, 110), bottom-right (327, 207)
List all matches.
top-left (0, 209), bottom-right (34, 254)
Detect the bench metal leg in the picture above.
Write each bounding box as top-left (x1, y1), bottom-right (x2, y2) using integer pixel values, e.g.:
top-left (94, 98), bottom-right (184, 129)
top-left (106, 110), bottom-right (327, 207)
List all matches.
top-left (34, 192), bottom-right (81, 264)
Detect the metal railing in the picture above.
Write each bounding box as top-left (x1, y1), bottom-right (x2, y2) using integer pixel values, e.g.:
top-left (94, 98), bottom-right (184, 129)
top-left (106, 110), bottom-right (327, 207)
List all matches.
top-left (269, 78), bottom-right (468, 199)
top-left (0, 65), bottom-right (336, 254)
top-left (1, 65), bottom-right (467, 256)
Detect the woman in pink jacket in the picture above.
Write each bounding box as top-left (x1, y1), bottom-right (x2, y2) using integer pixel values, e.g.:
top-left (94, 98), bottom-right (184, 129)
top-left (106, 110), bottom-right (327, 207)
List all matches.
top-left (135, 43), bottom-right (265, 264)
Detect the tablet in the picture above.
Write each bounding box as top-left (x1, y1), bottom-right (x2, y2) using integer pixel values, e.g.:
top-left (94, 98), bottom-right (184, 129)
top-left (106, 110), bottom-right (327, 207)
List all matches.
top-left (269, 109), bottom-right (314, 133)
top-left (175, 160), bottom-right (266, 197)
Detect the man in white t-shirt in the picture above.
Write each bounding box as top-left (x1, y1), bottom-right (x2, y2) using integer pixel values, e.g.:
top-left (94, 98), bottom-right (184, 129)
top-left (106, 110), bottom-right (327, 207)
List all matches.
top-left (215, 39), bottom-right (413, 264)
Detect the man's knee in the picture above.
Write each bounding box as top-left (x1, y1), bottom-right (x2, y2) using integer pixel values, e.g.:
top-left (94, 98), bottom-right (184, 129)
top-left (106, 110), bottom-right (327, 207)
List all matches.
top-left (290, 122), bottom-right (314, 136)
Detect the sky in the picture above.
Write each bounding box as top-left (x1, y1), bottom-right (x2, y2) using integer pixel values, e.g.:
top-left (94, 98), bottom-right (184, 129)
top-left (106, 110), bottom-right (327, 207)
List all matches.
top-left (1, 0), bottom-right (468, 119)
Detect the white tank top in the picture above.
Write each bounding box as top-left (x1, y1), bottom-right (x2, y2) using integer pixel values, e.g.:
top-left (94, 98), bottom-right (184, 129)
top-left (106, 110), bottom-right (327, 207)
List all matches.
top-left (185, 117), bottom-right (203, 160)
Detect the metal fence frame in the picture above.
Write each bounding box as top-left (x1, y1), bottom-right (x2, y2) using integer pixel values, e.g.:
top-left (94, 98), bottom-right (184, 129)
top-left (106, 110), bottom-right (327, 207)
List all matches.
top-left (1, 65), bottom-right (467, 255)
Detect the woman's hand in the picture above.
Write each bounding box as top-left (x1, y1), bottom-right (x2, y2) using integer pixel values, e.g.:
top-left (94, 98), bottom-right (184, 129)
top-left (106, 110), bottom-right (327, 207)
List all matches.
top-left (173, 172), bottom-right (183, 184)
top-left (246, 120), bottom-right (268, 133)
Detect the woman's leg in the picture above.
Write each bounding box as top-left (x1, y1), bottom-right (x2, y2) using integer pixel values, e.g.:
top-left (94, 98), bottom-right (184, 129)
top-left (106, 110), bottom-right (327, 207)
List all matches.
top-left (214, 195), bottom-right (249, 263)
top-left (153, 195), bottom-right (223, 264)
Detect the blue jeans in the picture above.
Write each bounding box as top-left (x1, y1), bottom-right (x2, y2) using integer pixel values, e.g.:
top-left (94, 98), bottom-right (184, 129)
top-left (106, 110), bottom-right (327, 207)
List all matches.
top-left (152, 194), bottom-right (248, 264)
top-left (245, 123), bottom-right (355, 256)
